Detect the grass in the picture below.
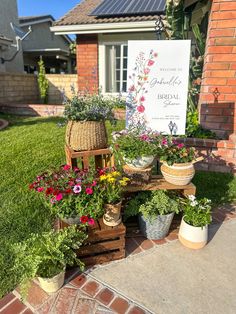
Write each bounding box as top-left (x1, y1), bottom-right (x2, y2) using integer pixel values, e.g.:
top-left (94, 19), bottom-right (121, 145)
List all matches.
top-left (0, 113), bottom-right (235, 297)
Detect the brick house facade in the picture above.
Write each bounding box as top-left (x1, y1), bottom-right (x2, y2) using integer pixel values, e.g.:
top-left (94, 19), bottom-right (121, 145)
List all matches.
top-left (52, 0), bottom-right (236, 174)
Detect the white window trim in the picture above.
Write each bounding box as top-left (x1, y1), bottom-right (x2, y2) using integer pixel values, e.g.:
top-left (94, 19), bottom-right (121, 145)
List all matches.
top-left (99, 40), bottom-right (128, 96)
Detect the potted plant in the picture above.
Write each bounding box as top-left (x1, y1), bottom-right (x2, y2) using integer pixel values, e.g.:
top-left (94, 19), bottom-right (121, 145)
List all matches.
top-left (98, 168), bottom-right (130, 226)
top-left (178, 195), bottom-right (212, 249)
top-left (112, 128), bottom-right (163, 170)
top-left (160, 137), bottom-right (202, 185)
top-left (15, 225), bottom-right (86, 297)
top-left (64, 88), bottom-right (116, 151)
top-left (30, 165), bottom-right (104, 225)
top-left (125, 190), bottom-right (180, 240)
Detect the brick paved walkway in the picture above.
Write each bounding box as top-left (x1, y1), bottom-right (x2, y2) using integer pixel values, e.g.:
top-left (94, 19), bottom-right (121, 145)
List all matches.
top-left (0, 203), bottom-right (235, 314)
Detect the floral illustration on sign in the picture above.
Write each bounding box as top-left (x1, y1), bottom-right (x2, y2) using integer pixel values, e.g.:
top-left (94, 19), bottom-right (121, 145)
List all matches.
top-left (126, 50), bottom-right (158, 129)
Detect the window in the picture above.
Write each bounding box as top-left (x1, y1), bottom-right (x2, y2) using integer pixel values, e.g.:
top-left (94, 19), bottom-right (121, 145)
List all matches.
top-left (105, 44), bottom-right (128, 93)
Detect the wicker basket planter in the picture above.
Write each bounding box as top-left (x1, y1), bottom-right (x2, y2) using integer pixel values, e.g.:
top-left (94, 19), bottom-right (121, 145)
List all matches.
top-left (160, 161), bottom-right (195, 186)
top-left (38, 270), bottom-right (65, 293)
top-left (65, 121), bottom-right (108, 151)
top-left (103, 202), bottom-right (122, 227)
top-left (178, 218), bottom-right (208, 250)
top-left (138, 212), bottom-right (175, 240)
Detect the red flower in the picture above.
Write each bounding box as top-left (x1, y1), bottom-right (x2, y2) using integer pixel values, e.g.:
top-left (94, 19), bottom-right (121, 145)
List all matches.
top-left (37, 187), bottom-right (44, 192)
top-left (99, 169), bottom-right (105, 176)
top-left (29, 183), bottom-right (35, 190)
top-left (140, 96), bottom-right (145, 102)
top-left (91, 180), bottom-right (97, 187)
top-left (63, 165), bottom-right (71, 171)
top-left (177, 143), bottom-right (184, 149)
top-left (80, 216), bottom-right (89, 224)
top-left (56, 193), bottom-right (63, 201)
top-left (148, 60), bottom-right (155, 66)
top-left (45, 187), bottom-right (54, 195)
top-left (65, 189), bottom-right (72, 194)
top-left (137, 105), bottom-right (145, 113)
top-left (86, 188), bottom-right (93, 195)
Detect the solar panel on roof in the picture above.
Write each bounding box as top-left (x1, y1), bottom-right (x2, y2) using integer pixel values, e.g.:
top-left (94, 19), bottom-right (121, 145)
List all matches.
top-left (89, 0), bottom-right (166, 17)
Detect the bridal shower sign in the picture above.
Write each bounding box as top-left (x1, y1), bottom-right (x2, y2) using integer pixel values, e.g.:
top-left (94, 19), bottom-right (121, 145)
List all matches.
top-left (126, 40), bottom-right (191, 135)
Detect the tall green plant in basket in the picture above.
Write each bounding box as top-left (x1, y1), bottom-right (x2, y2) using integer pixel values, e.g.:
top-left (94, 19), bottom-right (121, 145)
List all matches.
top-left (38, 58), bottom-right (49, 104)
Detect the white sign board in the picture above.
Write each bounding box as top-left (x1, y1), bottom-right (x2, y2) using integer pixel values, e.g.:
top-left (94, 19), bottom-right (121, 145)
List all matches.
top-left (126, 40), bottom-right (191, 135)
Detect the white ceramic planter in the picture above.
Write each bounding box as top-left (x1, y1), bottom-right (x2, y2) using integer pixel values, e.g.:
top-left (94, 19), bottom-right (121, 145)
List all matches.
top-left (38, 270), bottom-right (65, 293)
top-left (178, 218), bottom-right (208, 249)
top-left (161, 162), bottom-right (195, 186)
top-left (124, 156), bottom-right (154, 170)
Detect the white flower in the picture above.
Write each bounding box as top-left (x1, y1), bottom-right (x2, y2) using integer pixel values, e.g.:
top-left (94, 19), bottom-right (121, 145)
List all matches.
top-left (190, 200), bottom-right (198, 207)
top-left (188, 195), bottom-right (196, 201)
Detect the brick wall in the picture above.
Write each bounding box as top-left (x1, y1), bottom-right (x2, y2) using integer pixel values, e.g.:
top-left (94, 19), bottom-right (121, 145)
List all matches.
top-left (76, 34), bottom-right (98, 93)
top-left (46, 74), bottom-right (77, 103)
top-left (0, 73), bottom-right (39, 105)
top-left (200, 0), bottom-right (236, 105)
top-left (0, 73), bottom-right (77, 107)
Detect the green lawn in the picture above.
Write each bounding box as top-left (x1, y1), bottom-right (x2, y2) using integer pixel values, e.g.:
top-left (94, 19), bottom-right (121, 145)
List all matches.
top-left (0, 113), bottom-right (235, 297)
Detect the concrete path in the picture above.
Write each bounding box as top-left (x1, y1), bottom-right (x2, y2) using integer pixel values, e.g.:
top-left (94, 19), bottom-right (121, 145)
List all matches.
top-left (89, 220), bottom-right (236, 314)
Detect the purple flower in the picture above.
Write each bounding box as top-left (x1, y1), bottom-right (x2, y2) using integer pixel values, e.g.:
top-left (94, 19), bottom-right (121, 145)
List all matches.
top-left (73, 184), bottom-right (82, 194)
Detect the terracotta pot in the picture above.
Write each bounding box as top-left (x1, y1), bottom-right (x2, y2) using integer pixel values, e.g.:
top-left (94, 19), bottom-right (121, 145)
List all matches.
top-left (178, 218), bottom-right (208, 250)
top-left (124, 156), bottom-right (154, 170)
top-left (103, 202), bottom-right (122, 226)
top-left (38, 270), bottom-right (65, 293)
top-left (160, 161), bottom-right (195, 186)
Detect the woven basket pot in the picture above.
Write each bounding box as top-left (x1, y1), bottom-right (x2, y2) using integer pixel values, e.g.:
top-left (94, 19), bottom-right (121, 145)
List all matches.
top-left (38, 270), bottom-right (65, 293)
top-left (161, 162), bottom-right (195, 186)
top-left (65, 121), bottom-right (108, 151)
top-left (178, 218), bottom-right (208, 250)
top-left (138, 212), bottom-right (175, 240)
top-left (103, 202), bottom-right (122, 227)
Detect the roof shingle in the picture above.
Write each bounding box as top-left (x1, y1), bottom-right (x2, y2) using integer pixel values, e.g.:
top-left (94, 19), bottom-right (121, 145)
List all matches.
top-left (53, 0), bottom-right (160, 26)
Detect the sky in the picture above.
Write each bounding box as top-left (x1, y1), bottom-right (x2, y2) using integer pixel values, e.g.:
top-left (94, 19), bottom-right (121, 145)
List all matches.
top-left (17, 0), bottom-right (81, 20)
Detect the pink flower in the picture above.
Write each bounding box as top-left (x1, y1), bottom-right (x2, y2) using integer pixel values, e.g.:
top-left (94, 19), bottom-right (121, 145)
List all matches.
top-left (86, 188), bottom-right (93, 195)
top-left (50, 197), bottom-right (56, 204)
top-left (88, 218), bottom-right (95, 226)
top-left (56, 193), bottom-right (63, 201)
top-left (177, 143), bottom-right (185, 149)
top-left (162, 139), bottom-right (168, 145)
top-left (73, 167), bottom-right (79, 172)
top-left (140, 96), bottom-right (145, 102)
top-left (63, 165), bottom-right (71, 171)
top-left (73, 184), bottom-right (82, 194)
top-left (147, 60), bottom-right (155, 66)
top-left (37, 187), bottom-right (44, 192)
top-left (172, 139), bottom-right (178, 145)
top-left (144, 68), bottom-right (150, 75)
top-left (129, 85), bottom-right (135, 92)
top-left (91, 180), bottom-right (97, 187)
top-left (140, 134), bottom-right (149, 141)
top-left (153, 52), bottom-right (158, 58)
top-left (137, 105), bottom-right (145, 113)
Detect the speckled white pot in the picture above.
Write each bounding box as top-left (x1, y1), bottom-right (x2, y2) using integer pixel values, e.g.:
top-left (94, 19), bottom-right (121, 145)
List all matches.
top-left (124, 156), bottom-right (154, 170)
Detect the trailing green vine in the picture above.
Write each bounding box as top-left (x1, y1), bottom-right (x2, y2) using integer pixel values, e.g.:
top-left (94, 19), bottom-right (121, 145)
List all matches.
top-left (38, 58), bottom-right (49, 104)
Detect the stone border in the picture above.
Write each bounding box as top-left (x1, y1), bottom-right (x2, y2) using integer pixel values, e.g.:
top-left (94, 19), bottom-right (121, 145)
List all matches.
top-left (0, 119), bottom-right (9, 130)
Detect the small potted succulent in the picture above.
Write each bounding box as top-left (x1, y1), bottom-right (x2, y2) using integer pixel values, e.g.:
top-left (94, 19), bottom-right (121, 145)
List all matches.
top-left (98, 168), bottom-right (130, 226)
top-left (64, 88), bottom-right (116, 151)
top-left (30, 165), bottom-right (104, 226)
top-left (112, 127), bottom-right (163, 170)
top-left (160, 137), bottom-right (201, 185)
top-left (178, 195), bottom-right (212, 249)
top-left (125, 190), bottom-right (180, 240)
top-left (15, 225), bottom-right (86, 297)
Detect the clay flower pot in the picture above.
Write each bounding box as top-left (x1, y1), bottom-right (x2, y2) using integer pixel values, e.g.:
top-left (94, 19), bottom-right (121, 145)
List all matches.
top-left (103, 202), bottom-right (122, 227)
top-left (38, 270), bottom-right (65, 293)
top-left (178, 218), bottom-right (208, 250)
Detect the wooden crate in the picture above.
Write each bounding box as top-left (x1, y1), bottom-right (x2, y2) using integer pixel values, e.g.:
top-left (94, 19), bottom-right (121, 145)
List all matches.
top-left (65, 145), bottom-right (114, 169)
top-left (125, 175), bottom-right (196, 196)
top-left (60, 218), bottom-right (126, 266)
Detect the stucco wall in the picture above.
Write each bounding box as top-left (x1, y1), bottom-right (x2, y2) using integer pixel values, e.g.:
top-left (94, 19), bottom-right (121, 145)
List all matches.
top-left (0, 0), bottom-right (24, 73)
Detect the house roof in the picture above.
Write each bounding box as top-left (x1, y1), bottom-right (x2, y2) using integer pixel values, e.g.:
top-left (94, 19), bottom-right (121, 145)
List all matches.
top-left (53, 0), bottom-right (160, 26)
top-left (19, 15), bottom-right (55, 24)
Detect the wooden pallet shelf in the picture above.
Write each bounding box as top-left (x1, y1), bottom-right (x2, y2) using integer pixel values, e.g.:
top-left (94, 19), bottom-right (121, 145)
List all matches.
top-left (125, 175), bottom-right (196, 196)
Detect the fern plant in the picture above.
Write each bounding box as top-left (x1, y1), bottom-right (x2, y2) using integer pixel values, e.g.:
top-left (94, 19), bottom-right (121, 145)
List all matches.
top-left (38, 58), bottom-right (49, 104)
top-left (125, 190), bottom-right (180, 222)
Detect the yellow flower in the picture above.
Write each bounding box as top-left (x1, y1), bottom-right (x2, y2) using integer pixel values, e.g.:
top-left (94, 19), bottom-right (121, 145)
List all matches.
top-left (120, 178), bottom-right (130, 186)
top-left (100, 175), bottom-right (107, 181)
top-left (112, 171), bottom-right (121, 177)
top-left (107, 177), bottom-right (116, 183)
